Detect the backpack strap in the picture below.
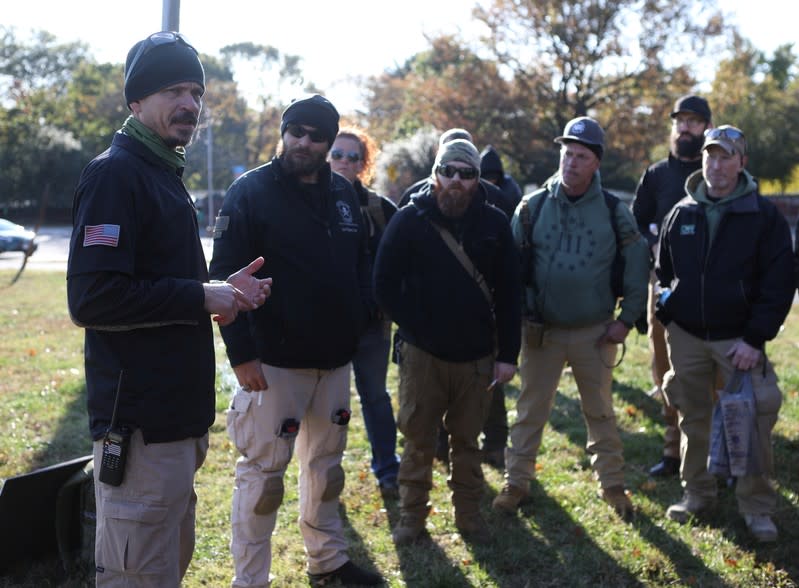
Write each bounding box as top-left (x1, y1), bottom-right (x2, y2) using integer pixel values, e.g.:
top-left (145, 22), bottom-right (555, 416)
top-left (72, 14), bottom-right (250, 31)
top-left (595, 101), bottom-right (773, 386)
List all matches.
top-left (519, 187), bottom-right (548, 287)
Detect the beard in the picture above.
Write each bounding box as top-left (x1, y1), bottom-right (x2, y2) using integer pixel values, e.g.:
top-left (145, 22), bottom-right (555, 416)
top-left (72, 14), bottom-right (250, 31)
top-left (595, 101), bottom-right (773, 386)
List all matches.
top-left (434, 178), bottom-right (476, 218)
top-left (279, 143), bottom-right (328, 177)
top-left (163, 112), bottom-right (199, 148)
top-left (672, 133), bottom-right (704, 159)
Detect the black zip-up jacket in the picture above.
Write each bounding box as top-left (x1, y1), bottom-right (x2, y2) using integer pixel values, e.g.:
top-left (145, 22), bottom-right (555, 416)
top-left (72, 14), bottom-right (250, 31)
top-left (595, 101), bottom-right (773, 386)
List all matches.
top-left (374, 186), bottom-right (521, 364)
top-left (208, 157), bottom-right (369, 369)
top-left (633, 154), bottom-right (702, 247)
top-left (655, 171), bottom-right (794, 349)
top-left (67, 133), bottom-right (214, 443)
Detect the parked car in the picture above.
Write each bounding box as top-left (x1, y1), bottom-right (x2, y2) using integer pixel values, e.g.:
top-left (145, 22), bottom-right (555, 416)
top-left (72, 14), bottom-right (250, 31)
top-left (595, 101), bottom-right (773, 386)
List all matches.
top-left (0, 218), bottom-right (38, 254)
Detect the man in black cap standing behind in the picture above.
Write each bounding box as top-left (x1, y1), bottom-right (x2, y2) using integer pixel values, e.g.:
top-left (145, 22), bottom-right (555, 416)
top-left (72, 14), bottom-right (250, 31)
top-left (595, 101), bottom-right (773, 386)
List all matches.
top-left (209, 94), bottom-right (383, 587)
top-left (68, 32), bottom-right (272, 587)
top-left (632, 95), bottom-right (713, 478)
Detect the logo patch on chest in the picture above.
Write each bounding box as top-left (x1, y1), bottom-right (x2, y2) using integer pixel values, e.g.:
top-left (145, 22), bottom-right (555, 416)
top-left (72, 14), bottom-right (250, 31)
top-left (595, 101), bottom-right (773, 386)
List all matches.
top-left (336, 200), bottom-right (359, 233)
top-left (680, 224), bottom-right (696, 236)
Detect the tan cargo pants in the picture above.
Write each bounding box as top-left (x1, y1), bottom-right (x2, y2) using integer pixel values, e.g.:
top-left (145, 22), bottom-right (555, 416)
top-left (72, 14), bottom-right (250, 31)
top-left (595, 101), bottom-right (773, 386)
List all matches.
top-left (228, 363), bottom-right (351, 587)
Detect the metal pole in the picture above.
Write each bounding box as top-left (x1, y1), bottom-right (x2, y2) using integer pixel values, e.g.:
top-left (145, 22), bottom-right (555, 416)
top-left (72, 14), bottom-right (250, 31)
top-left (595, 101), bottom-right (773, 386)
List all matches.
top-left (162, 0), bottom-right (180, 31)
top-left (206, 118), bottom-right (214, 233)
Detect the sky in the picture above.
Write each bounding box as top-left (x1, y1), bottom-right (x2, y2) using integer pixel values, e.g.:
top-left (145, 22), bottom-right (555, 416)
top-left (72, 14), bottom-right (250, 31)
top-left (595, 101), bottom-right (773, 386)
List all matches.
top-left (4, 0), bottom-right (795, 113)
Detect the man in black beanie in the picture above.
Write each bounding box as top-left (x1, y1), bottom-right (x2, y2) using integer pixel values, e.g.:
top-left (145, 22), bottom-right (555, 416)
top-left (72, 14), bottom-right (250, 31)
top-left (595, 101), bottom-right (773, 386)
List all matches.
top-left (209, 94), bottom-right (383, 587)
top-left (67, 32), bottom-right (272, 587)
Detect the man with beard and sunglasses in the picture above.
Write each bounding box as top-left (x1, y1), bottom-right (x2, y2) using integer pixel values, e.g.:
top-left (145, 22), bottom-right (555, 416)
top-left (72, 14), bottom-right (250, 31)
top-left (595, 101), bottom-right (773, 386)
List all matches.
top-left (374, 139), bottom-right (521, 545)
top-left (632, 95), bottom-right (713, 479)
top-left (208, 94), bottom-right (383, 587)
top-left (654, 126), bottom-right (793, 542)
top-left (493, 117), bottom-right (649, 521)
top-left (67, 32), bottom-right (272, 587)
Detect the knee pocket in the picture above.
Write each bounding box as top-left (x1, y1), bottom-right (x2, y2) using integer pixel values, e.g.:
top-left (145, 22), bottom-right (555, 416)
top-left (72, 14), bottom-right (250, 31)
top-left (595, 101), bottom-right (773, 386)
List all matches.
top-left (254, 476), bottom-right (284, 515)
top-left (320, 464), bottom-right (345, 502)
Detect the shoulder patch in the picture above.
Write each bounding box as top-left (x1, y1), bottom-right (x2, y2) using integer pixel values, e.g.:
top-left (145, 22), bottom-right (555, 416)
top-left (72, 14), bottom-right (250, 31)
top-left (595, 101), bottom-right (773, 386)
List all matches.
top-left (212, 215), bottom-right (230, 239)
top-left (83, 224), bottom-right (120, 247)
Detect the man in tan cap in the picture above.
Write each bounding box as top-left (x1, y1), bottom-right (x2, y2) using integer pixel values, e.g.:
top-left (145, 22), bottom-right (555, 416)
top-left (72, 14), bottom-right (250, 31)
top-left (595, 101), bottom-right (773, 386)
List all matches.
top-left (655, 125), bottom-right (793, 543)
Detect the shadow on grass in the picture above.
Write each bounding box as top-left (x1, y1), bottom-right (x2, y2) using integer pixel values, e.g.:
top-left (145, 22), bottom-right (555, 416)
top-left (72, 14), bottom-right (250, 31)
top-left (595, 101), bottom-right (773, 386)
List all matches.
top-left (30, 380), bottom-right (92, 470)
top-left (339, 491), bottom-right (475, 587)
top-left (471, 480), bottom-right (647, 587)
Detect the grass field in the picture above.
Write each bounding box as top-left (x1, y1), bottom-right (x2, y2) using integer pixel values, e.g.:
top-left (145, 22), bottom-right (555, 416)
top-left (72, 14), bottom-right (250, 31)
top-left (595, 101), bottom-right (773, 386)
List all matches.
top-left (1, 269), bottom-right (798, 587)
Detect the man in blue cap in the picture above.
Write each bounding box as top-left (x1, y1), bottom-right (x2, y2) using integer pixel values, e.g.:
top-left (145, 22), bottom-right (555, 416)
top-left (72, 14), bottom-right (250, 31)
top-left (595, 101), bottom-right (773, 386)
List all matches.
top-left (494, 116), bottom-right (649, 521)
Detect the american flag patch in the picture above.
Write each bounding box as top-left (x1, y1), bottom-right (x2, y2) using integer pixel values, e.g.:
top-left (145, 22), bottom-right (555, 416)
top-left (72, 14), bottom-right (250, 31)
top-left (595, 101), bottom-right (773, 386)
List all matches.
top-left (84, 224), bottom-right (120, 247)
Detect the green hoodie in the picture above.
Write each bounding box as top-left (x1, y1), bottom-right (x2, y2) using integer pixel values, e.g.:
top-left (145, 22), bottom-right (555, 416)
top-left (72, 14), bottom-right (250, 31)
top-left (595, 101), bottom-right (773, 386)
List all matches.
top-left (511, 172), bottom-right (649, 328)
top-left (684, 169), bottom-right (758, 246)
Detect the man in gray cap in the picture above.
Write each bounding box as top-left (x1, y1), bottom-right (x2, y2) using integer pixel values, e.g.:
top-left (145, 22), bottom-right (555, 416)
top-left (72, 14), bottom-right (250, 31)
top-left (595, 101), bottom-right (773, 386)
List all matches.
top-left (209, 94), bottom-right (383, 586)
top-left (655, 125), bottom-right (793, 542)
top-left (632, 94), bottom-right (713, 479)
top-left (67, 32), bottom-right (272, 587)
top-left (374, 138), bottom-right (521, 545)
top-left (493, 116), bottom-right (649, 521)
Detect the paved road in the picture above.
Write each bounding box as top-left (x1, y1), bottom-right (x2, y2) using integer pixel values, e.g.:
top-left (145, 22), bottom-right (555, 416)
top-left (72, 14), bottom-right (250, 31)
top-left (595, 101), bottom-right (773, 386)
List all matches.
top-left (0, 226), bottom-right (214, 272)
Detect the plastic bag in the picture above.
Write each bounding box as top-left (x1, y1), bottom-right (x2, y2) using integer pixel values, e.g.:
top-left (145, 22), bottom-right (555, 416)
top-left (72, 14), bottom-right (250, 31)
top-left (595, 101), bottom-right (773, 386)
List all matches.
top-left (707, 400), bottom-right (730, 477)
top-left (718, 370), bottom-right (761, 477)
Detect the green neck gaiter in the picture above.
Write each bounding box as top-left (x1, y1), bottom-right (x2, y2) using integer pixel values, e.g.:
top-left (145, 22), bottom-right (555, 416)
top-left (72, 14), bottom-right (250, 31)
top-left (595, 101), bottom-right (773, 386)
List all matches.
top-left (120, 115), bottom-right (187, 171)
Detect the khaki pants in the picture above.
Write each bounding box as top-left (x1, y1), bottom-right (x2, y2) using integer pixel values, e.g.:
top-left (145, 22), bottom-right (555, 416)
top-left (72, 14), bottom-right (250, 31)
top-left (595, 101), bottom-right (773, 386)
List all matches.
top-left (93, 430), bottom-right (208, 588)
top-left (663, 323), bottom-right (781, 514)
top-left (647, 272), bottom-right (680, 458)
top-left (228, 364), bottom-right (351, 587)
top-left (506, 321), bottom-right (626, 490)
top-left (397, 343), bottom-right (493, 517)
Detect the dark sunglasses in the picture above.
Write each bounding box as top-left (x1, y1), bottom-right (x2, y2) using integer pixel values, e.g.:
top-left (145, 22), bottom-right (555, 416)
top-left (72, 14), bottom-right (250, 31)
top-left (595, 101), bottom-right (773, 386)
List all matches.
top-left (285, 123), bottom-right (329, 143)
top-left (436, 164), bottom-right (479, 180)
top-left (125, 32), bottom-right (197, 85)
top-left (330, 149), bottom-right (361, 163)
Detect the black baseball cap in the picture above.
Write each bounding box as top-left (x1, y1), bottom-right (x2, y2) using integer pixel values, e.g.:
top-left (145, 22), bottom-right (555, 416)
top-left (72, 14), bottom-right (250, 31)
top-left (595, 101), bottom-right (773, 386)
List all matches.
top-left (670, 95), bottom-right (711, 121)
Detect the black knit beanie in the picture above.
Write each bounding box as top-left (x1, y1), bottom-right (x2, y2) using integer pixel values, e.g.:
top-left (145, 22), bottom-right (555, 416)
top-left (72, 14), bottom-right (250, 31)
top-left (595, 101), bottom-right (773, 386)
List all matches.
top-left (124, 34), bottom-right (205, 107)
top-left (280, 94), bottom-right (340, 146)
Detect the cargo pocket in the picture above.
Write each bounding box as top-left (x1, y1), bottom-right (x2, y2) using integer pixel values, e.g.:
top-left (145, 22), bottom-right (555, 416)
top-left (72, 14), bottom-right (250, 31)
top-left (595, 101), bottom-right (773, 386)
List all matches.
top-left (98, 500), bottom-right (169, 574)
top-left (226, 389), bottom-right (254, 457)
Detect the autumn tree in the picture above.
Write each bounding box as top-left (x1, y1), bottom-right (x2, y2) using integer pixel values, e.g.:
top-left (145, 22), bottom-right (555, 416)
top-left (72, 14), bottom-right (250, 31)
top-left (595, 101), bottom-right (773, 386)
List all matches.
top-left (709, 37), bottom-right (799, 193)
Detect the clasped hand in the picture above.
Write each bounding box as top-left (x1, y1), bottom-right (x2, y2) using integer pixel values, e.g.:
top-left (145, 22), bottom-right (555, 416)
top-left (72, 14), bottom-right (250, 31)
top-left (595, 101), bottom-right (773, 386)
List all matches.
top-left (203, 257), bottom-right (272, 326)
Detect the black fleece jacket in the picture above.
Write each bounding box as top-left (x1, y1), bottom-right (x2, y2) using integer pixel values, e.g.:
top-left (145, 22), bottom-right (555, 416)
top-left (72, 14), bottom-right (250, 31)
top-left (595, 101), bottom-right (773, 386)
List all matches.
top-left (374, 185), bottom-right (521, 364)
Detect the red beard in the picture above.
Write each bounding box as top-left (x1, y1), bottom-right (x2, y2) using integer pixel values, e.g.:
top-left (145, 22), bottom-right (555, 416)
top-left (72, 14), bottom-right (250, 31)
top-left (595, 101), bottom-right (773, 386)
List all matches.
top-left (434, 179), bottom-right (475, 218)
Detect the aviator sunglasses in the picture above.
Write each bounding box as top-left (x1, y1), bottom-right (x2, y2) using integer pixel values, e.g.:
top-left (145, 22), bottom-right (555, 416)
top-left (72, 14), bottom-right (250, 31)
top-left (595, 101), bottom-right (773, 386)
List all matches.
top-left (704, 125), bottom-right (747, 154)
top-left (330, 149), bottom-right (362, 163)
top-left (436, 163), bottom-right (479, 180)
top-left (125, 31), bottom-right (197, 85)
top-left (285, 124), bottom-right (329, 143)
top-left (704, 126), bottom-right (745, 142)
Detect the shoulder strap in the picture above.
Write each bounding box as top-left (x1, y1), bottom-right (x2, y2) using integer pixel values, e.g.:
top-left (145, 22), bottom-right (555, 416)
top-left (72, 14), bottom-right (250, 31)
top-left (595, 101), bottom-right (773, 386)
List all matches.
top-left (602, 190), bottom-right (637, 248)
top-left (424, 217), bottom-right (492, 306)
top-left (527, 188), bottom-right (548, 242)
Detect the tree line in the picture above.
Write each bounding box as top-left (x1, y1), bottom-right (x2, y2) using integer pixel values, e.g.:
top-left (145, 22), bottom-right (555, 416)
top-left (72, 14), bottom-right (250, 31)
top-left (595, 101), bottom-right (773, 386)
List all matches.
top-left (2, 0), bottom-right (797, 222)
